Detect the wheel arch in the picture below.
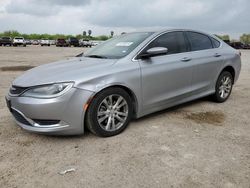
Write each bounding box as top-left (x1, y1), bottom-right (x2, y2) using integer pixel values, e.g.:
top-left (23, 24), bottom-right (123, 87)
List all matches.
top-left (85, 84), bottom-right (139, 119)
top-left (220, 66), bottom-right (236, 84)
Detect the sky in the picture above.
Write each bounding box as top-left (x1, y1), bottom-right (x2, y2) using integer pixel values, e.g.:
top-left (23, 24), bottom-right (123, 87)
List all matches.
top-left (0, 0), bottom-right (249, 39)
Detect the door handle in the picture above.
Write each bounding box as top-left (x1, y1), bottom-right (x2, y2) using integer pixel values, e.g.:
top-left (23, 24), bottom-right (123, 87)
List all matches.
top-left (214, 53), bottom-right (221, 57)
top-left (181, 57), bottom-right (192, 62)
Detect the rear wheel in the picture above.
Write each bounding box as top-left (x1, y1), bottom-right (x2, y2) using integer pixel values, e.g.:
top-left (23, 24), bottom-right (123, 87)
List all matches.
top-left (213, 71), bottom-right (233, 103)
top-left (86, 88), bottom-right (133, 137)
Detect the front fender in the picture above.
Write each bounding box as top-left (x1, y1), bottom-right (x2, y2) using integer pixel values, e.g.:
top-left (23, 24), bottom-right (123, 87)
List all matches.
top-left (74, 63), bottom-right (143, 118)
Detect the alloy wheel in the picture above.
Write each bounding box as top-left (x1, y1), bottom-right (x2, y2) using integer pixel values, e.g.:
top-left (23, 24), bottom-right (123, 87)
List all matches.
top-left (97, 94), bottom-right (128, 131)
top-left (219, 75), bottom-right (232, 99)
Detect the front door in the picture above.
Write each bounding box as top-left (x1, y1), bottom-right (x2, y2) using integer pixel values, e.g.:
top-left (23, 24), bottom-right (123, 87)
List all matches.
top-left (138, 31), bottom-right (195, 113)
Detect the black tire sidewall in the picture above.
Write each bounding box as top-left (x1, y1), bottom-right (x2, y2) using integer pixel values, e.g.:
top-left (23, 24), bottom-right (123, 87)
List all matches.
top-left (86, 88), bottom-right (133, 137)
top-left (214, 71), bottom-right (233, 103)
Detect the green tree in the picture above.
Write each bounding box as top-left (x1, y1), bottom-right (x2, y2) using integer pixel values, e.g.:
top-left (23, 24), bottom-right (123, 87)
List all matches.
top-left (88, 30), bottom-right (92, 36)
top-left (95, 35), bottom-right (109, 41)
top-left (240, 34), bottom-right (250, 44)
top-left (215, 34), bottom-right (230, 41)
top-left (0, 30), bottom-right (110, 41)
top-left (110, 31), bottom-right (114, 37)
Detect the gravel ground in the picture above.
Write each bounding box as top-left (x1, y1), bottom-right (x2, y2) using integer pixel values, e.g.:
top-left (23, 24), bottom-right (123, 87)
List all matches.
top-left (0, 46), bottom-right (249, 188)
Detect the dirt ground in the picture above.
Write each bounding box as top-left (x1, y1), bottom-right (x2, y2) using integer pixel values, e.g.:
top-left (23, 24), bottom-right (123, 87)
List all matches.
top-left (0, 46), bottom-right (249, 188)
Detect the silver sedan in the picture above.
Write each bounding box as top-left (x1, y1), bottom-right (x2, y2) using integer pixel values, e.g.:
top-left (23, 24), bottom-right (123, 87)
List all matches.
top-left (6, 29), bottom-right (241, 137)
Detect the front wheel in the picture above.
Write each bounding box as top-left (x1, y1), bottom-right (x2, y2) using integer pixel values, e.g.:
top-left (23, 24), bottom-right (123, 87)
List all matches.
top-left (86, 88), bottom-right (133, 137)
top-left (213, 71), bottom-right (233, 103)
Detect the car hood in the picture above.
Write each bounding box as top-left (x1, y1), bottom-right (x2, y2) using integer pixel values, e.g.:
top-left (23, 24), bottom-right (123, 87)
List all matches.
top-left (13, 57), bottom-right (117, 87)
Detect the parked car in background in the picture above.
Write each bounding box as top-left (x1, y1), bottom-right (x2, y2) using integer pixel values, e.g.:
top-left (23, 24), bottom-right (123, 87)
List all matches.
top-left (40, 39), bottom-right (50, 46)
top-left (91, 41), bottom-right (101, 46)
top-left (230, 42), bottom-right (244, 49)
top-left (6, 29), bottom-right (241, 137)
top-left (79, 39), bottom-right (92, 47)
top-left (68, 37), bottom-right (79, 47)
top-left (50, 40), bottom-right (56, 45)
top-left (56, 38), bottom-right (68, 47)
top-left (242, 43), bottom-right (250, 49)
top-left (0, 36), bottom-right (12, 46)
top-left (25, 40), bottom-right (32, 45)
top-left (13, 37), bottom-right (26, 47)
top-left (223, 40), bottom-right (231, 45)
top-left (32, 40), bottom-right (39, 45)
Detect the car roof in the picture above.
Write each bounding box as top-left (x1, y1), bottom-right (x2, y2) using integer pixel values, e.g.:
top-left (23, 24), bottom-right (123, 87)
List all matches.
top-left (127, 28), bottom-right (219, 41)
top-left (129, 28), bottom-right (213, 35)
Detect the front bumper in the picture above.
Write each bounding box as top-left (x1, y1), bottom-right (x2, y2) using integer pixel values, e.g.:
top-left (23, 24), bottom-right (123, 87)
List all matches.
top-left (13, 42), bottom-right (25, 45)
top-left (6, 88), bottom-right (94, 135)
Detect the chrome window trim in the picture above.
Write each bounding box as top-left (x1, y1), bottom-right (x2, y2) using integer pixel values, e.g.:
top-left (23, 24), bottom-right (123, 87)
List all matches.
top-left (132, 30), bottom-right (223, 62)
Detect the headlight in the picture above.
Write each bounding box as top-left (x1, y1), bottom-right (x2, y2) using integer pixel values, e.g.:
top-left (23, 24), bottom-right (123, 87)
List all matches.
top-left (21, 82), bottom-right (73, 98)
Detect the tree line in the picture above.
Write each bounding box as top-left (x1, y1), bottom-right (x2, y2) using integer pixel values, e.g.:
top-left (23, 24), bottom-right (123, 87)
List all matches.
top-left (0, 30), bottom-right (114, 41)
top-left (216, 34), bottom-right (250, 44)
top-left (0, 30), bottom-right (249, 44)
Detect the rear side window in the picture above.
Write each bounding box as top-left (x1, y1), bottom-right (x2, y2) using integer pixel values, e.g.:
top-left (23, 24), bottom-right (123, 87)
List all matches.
top-left (210, 37), bottom-right (221, 48)
top-left (186, 32), bottom-right (213, 51)
top-left (146, 31), bottom-right (188, 55)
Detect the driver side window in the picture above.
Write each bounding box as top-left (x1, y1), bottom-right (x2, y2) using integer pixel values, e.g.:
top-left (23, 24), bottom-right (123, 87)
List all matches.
top-left (145, 32), bottom-right (188, 55)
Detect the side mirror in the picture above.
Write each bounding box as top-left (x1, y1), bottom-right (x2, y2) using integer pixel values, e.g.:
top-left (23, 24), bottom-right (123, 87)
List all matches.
top-left (138, 47), bottom-right (168, 59)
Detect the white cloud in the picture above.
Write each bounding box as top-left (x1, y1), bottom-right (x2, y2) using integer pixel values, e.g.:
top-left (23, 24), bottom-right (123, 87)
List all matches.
top-left (0, 0), bottom-right (249, 39)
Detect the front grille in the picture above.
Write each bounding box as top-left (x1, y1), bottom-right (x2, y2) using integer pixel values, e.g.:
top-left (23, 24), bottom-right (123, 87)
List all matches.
top-left (9, 85), bottom-right (28, 96)
top-left (11, 109), bottom-right (32, 126)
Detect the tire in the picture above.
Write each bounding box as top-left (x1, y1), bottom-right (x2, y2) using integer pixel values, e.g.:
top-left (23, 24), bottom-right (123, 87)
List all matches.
top-left (213, 71), bottom-right (233, 103)
top-left (86, 87), bottom-right (133, 137)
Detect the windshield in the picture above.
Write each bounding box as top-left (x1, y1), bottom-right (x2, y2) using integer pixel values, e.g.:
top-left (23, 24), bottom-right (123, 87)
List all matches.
top-left (84, 32), bottom-right (153, 59)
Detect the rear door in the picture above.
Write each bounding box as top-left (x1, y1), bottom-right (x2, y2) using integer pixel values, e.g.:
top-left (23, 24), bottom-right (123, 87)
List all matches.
top-left (185, 31), bottom-right (224, 93)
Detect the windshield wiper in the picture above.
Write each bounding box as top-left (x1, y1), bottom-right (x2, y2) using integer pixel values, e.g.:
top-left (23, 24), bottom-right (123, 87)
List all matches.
top-left (85, 55), bottom-right (107, 59)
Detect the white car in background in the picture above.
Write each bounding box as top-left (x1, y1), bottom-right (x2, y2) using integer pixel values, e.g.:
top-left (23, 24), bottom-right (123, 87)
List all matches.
top-left (79, 39), bottom-right (92, 47)
top-left (32, 40), bottom-right (39, 45)
top-left (40, 39), bottom-right (50, 46)
top-left (13, 37), bottom-right (26, 47)
top-left (50, 40), bottom-right (56, 45)
top-left (91, 40), bottom-right (103, 46)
